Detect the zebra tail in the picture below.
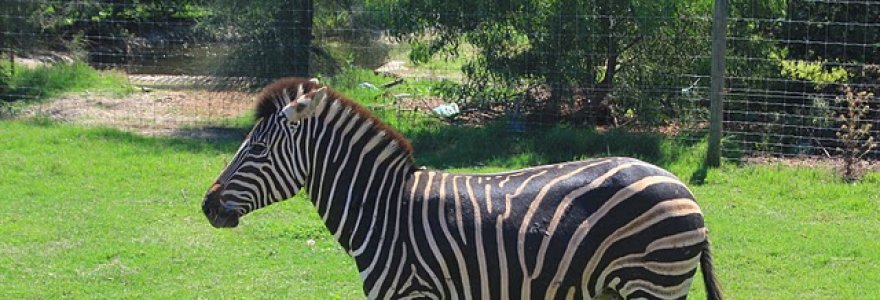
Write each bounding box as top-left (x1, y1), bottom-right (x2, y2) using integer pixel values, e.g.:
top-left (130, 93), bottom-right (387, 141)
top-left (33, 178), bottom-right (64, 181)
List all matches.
top-left (700, 240), bottom-right (724, 300)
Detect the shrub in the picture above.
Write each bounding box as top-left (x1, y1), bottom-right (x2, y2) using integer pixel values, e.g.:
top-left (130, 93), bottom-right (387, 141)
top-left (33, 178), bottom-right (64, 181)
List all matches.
top-left (836, 87), bottom-right (876, 182)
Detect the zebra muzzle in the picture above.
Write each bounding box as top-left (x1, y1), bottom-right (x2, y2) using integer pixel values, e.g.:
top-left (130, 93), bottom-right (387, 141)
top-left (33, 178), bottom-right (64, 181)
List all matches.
top-left (202, 183), bottom-right (240, 228)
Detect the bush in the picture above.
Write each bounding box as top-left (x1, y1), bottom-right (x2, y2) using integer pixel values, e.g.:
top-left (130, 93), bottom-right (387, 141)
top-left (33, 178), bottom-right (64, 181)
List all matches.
top-left (0, 61), bottom-right (133, 103)
top-left (0, 63), bottom-right (9, 97)
top-left (836, 88), bottom-right (876, 182)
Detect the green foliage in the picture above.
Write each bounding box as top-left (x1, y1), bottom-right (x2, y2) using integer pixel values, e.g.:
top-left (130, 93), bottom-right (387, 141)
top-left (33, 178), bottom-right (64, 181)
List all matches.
top-left (196, 0), bottom-right (312, 78)
top-left (200, 0), bottom-right (395, 78)
top-left (0, 0), bottom-right (44, 51)
top-left (0, 63), bottom-right (9, 97)
top-left (726, 0), bottom-right (876, 89)
top-left (775, 0), bottom-right (880, 64)
top-left (1, 0), bottom-right (209, 53)
top-left (312, 1), bottom-right (394, 70)
top-left (369, 0), bottom-right (717, 124)
top-left (37, 0), bottom-right (208, 26)
top-left (719, 0), bottom-right (880, 157)
top-left (779, 59), bottom-right (849, 86)
top-left (724, 0), bottom-right (786, 83)
top-left (0, 61), bottom-right (133, 104)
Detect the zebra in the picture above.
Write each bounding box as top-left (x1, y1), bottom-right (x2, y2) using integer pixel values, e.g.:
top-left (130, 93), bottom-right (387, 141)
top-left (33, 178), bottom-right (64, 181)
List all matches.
top-left (202, 77), bottom-right (723, 300)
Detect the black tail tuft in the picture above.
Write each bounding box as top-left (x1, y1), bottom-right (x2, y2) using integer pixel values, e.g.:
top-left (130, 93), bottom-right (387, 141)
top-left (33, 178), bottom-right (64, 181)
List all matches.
top-left (700, 240), bottom-right (724, 300)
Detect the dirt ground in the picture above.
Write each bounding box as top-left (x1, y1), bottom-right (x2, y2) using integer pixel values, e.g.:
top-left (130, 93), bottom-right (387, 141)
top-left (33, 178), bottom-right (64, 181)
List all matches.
top-left (21, 89), bottom-right (256, 138)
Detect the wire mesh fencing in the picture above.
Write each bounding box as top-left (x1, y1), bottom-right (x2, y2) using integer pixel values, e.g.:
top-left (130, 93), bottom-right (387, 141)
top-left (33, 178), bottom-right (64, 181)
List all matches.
top-left (1, 0), bottom-right (877, 164)
top-left (724, 0), bottom-right (879, 161)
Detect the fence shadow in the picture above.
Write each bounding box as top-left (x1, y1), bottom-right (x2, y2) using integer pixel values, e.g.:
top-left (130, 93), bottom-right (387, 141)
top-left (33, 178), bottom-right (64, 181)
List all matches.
top-left (167, 126), bottom-right (250, 142)
top-left (68, 123), bottom-right (247, 155)
top-left (19, 117), bottom-right (708, 180)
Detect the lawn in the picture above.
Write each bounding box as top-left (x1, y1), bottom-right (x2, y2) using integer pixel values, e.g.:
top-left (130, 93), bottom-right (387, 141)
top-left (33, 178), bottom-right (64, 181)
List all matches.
top-left (1, 119), bottom-right (878, 299)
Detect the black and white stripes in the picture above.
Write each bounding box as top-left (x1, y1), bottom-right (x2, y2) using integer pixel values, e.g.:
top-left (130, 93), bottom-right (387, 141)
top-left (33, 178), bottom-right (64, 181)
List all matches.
top-left (202, 78), bottom-right (723, 300)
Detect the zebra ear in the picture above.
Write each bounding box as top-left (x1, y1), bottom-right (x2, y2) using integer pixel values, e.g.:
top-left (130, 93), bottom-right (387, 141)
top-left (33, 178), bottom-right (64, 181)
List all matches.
top-left (280, 102), bottom-right (297, 121)
top-left (280, 86), bottom-right (328, 122)
top-left (311, 86), bottom-right (328, 106)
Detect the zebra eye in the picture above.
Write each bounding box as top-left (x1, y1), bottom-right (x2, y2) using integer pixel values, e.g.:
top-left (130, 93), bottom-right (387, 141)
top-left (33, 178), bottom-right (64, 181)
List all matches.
top-left (248, 143), bottom-right (268, 155)
top-left (295, 101), bottom-right (309, 112)
top-left (287, 120), bottom-right (301, 129)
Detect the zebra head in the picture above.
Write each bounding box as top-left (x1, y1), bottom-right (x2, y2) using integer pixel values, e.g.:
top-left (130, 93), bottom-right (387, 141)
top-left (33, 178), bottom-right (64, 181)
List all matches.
top-left (202, 78), bottom-right (325, 228)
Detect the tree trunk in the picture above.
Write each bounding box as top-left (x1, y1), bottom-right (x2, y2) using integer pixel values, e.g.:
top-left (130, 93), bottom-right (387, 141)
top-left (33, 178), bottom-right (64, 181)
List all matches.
top-left (597, 54), bottom-right (617, 102)
top-left (581, 3), bottom-right (617, 125)
top-left (288, 0), bottom-right (314, 77)
top-left (586, 18), bottom-right (619, 126)
top-left (594, 2), bottom-right (617, 103)
top-left (544, 63), bottom-right (565, 121)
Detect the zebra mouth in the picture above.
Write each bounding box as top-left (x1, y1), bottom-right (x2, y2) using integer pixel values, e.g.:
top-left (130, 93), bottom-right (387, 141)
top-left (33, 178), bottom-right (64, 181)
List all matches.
top-left (202, 184), bottom-right (241, 228)
top-left (204, 206), bottom-right (240, 228)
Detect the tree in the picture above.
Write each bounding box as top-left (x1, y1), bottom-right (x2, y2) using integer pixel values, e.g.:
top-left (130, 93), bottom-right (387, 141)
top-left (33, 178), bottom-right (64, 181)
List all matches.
top-left (199, 0), bottom-right (315, 78)
top-left (0, 0), bottom-right (210, 67)
top-left (370, 0), bottom-right (711, 124)
top-left (776, 0), bottom-right (879, 65)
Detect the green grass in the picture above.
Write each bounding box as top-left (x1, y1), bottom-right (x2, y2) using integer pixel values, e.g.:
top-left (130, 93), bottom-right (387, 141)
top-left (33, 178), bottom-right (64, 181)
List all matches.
top-left (1, 119), bottom-right (878, 299)
top-left (1, 61), bottom-right (134, 110)
top-left (0, 120), bottom-right (360, 299)
top-left (691, 165), bottom-right (880, 299)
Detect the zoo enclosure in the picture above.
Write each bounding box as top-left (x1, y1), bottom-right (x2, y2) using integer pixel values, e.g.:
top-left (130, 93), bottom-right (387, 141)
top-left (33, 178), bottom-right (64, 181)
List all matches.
top-left (1, 0), bottom-right (878, 162)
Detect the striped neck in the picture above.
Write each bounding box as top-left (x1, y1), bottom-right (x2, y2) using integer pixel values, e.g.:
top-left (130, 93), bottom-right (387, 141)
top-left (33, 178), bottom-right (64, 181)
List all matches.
top-left (302, 97), bottom-right (416, 251)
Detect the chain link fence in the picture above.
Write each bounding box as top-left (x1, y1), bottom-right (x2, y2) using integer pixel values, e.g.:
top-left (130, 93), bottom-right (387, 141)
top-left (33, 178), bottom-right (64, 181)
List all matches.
top-left (1, 0), bottom-right (877, 163)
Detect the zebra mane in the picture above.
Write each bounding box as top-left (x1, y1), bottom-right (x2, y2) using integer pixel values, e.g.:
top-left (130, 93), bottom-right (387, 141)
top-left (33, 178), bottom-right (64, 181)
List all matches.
top-left (253, 77), bottom-right (415, 163)
top-left (254, 77), bottom-right (323, 121)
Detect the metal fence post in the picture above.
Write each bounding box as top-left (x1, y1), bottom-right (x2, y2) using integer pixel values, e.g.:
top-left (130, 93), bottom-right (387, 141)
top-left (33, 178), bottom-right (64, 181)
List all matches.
top-left (708, 0), bottom-right (728, 167)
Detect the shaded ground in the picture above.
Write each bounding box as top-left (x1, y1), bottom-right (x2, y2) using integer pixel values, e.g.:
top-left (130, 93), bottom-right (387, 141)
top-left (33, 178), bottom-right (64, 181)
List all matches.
top-left (21, 89), bottom-right (255, 139)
